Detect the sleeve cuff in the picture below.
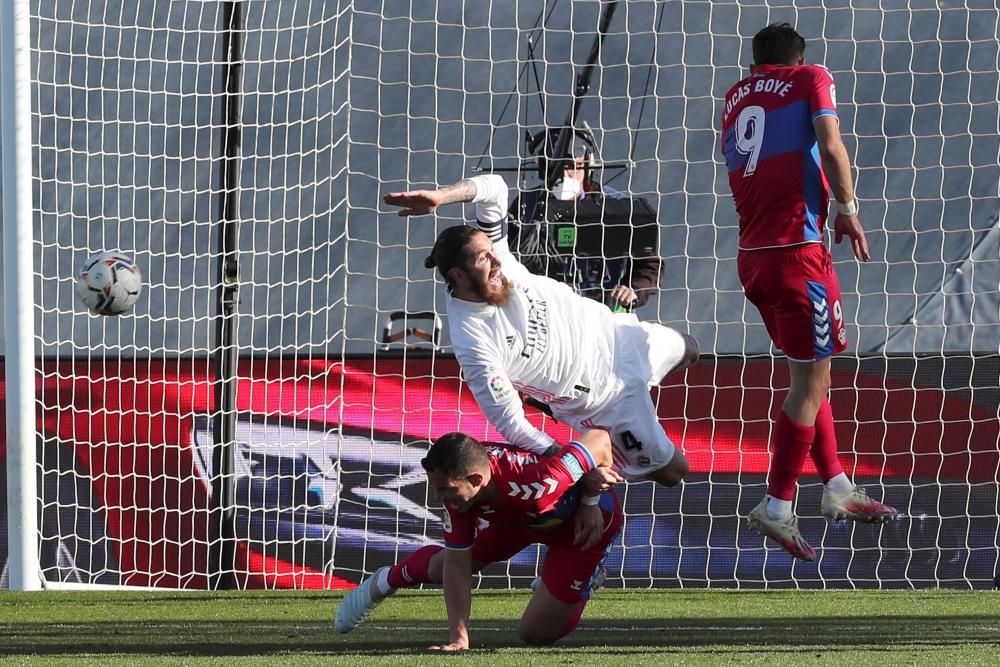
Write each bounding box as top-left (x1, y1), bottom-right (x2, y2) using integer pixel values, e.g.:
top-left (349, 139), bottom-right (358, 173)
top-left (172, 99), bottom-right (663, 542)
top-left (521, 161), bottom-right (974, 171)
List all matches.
top-left (812, 109), bottom-right (838, 121)
top-left (566, 440), bottom-right (598, 473)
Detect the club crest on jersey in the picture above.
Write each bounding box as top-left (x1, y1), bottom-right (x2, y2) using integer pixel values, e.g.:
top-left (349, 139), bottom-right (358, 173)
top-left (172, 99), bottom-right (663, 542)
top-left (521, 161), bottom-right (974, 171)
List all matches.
top-left (486, 368), bottom-right (514, 402)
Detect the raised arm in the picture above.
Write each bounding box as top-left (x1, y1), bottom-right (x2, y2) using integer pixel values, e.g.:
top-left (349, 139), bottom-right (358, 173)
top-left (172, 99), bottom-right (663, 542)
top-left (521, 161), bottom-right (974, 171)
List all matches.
top-left (383, 179), bottom-right (477, 216)
top-left (383, 174), bottom-right (507, 222)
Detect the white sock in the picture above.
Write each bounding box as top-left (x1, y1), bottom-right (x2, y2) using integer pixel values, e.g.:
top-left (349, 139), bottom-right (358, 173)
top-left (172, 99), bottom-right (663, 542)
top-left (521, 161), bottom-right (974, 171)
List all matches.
top-left (765, 495), bottom-right (793, 520)
top-left (825, 473), bottom-right (854, 496)
top-left (375, 567), bottom-right (395, 597)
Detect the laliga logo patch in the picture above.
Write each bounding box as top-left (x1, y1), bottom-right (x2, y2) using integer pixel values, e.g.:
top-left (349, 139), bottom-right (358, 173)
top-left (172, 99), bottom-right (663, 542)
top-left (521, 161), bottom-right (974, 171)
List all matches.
top-left (838, 327), bottom-right (847, 345)
top-left (560, 452), bottom-right (585, 482)
top-left (441, 510), bottom-right (452, 533)
top-left (486, 368), bottom-right (513, 402)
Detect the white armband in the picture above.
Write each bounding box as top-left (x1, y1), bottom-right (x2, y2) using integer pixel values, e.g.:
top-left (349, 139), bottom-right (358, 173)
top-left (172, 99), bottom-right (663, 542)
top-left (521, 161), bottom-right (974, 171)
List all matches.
top-left (836, 199), bottom-right (859, 216)
top-left (580, 494), bottom-right (601, 506)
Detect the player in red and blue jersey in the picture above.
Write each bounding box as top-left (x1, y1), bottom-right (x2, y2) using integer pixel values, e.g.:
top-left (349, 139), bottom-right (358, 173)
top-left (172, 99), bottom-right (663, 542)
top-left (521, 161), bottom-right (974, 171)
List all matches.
top-left (720, 23), bottom-right (897, 561)
top-left (334, 428), bottom-right (622, 650)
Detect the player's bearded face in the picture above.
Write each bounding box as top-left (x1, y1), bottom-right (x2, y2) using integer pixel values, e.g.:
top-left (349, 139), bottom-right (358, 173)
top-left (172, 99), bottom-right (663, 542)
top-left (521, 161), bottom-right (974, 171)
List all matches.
top-left (470, 267), bottom-right (512, 306)
top-left (461, 242), bottom-right (511, 306)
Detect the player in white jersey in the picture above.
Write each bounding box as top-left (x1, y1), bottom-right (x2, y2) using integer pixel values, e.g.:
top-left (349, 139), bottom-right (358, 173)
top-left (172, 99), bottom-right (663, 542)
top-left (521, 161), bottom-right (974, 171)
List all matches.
top-left (384, 174), bottom-right (699, 486)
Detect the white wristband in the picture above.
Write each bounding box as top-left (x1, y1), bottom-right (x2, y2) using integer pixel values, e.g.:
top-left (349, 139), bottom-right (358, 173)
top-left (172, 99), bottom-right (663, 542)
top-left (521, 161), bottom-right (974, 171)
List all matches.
top-left (581, 494), bottom-right (600, 506)
top-left (836, 199), bottom-right (859, 216)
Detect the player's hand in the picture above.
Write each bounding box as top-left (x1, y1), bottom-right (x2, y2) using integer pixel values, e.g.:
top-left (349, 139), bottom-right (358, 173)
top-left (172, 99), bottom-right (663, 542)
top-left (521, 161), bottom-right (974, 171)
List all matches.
top-left (428, 640), bottom-right (469, 652)
top-left (606, 285), bottom-right (638, 311)
top-left (384, 190), bottom-right (446, 217)
top-left (574, 503), bottom-right (605, 550)
top-left (581, 466), bottom-right (623, 495)
top-left (833, 213), bottom-right (870, 262)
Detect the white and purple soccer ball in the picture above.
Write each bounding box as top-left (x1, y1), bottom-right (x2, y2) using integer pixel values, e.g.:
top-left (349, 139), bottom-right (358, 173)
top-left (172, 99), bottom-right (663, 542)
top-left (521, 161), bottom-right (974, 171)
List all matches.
top-left (75, 252), bottom-right (143, 315)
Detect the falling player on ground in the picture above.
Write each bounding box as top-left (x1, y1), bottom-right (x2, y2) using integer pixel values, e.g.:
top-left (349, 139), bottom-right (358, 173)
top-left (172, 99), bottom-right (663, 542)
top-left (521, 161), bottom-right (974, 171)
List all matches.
top-left (334, 428), bottom-right (623, 650)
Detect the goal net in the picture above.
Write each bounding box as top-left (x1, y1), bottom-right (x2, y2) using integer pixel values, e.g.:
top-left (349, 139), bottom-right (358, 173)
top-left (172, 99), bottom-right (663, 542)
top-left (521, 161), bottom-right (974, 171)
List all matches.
top-left (1, 0), bottom-right (998, 590)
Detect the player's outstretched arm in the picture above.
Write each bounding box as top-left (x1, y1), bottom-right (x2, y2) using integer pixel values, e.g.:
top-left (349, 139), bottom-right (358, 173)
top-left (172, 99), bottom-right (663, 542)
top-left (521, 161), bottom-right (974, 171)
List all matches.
top-left (384, 179), bottom-right (478, 217)
top-left (815, 115), bottom-right (870, 262)
top-left (431, 548), bottom-right (473, 652)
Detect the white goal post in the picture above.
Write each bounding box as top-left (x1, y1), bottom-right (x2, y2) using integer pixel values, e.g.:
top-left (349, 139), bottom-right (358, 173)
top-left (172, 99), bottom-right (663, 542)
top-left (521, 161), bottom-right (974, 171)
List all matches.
top-left (1, 0), bottom-right (40, 591)
top-left (1, 0), bottom-right (998, 592)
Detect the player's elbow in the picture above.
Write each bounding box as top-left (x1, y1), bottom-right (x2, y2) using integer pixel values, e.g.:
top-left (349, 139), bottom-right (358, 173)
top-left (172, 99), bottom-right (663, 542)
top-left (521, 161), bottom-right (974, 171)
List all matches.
top-left (816, 131), bottom-right (850, 165)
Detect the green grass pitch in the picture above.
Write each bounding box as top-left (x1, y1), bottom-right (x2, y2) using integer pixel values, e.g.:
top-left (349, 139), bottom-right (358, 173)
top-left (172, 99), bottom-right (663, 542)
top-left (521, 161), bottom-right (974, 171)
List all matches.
top-left (1, 589), bottom-right (998, 665)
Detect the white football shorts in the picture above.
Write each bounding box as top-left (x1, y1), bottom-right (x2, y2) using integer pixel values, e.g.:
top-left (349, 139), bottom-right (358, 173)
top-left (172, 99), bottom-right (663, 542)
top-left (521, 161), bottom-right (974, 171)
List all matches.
top-left (563, 316), bottom-right (687, 479)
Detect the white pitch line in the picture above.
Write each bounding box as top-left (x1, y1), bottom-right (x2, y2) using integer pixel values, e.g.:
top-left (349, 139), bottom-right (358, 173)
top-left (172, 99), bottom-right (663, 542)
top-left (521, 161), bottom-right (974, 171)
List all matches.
top-left (369, 624), bottom-right (1000, 633)
top-left (370, 625), bottom-right (769, 632)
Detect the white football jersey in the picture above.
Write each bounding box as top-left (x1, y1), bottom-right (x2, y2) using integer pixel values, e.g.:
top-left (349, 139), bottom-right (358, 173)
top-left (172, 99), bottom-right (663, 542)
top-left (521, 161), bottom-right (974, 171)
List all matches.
top-left (446, 175), bottom-right (624, 454)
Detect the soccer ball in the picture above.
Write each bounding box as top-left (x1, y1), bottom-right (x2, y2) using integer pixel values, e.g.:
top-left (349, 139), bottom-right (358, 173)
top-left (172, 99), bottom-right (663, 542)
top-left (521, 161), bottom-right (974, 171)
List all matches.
top-left (75, 253), bottom-right (143, 315)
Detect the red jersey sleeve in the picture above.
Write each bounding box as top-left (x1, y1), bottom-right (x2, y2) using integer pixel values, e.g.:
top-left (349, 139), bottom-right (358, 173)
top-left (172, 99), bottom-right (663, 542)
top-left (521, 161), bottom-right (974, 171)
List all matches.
top-left (808, 65), bottom-right (838, 122)
top-left (500, 440), bottom-right (598, 515)
top-left (441, 505), bottom-right (477, 551)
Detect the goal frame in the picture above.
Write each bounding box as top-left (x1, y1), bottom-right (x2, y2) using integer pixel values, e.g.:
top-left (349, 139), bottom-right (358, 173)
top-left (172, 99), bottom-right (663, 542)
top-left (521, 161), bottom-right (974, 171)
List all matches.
top-left (1, 0), bottom-right (40, 592)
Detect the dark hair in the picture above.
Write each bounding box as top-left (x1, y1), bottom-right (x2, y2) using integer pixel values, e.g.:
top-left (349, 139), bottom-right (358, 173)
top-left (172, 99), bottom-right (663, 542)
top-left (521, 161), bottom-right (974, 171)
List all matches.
top-left (752, 23), bottom-right (806, 67)
top-left (421, 432), bottom-right (490, 477)
top-left (424, 225), bottom-right (484, 288)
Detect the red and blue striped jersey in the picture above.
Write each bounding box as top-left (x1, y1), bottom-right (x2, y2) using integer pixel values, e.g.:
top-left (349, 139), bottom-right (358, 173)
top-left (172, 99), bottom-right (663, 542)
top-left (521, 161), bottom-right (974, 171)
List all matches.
top-left (720, 64), bottom-right (839, 250)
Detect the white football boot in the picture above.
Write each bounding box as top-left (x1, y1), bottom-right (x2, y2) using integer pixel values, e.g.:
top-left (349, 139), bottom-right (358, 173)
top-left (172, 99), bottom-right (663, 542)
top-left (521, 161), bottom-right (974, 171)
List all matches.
top-left (334, 566), bottom-right (395, 633)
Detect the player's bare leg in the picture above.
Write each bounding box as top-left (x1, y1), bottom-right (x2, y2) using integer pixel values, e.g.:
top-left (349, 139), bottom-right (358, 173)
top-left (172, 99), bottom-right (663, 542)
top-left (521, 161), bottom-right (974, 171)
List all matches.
top-left (645, 449), bottom-right (689, 487)
top-left (518, 579), bottom-right (589, 645)
top-left (668, 333), bottom-right (701, 374)
top-left (784, 357), bottom-right (830, 424)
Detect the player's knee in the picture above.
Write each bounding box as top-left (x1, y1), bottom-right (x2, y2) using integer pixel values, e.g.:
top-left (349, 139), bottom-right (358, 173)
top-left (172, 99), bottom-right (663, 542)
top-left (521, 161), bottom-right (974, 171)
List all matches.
top-left (793, 375), bottom-right (831, 409)
top-left (672, 334), bottom-right (701, 372)
top-left (683, 334), bottom-right (701, 368)
top-left (650, 450), bottom-right (688, 487)
top-left (814, 372), bottom-right (832, 397)
top-left (518, 624), bottom-right (559, 646)
top-left (668, 450), bottom-right (690, 484)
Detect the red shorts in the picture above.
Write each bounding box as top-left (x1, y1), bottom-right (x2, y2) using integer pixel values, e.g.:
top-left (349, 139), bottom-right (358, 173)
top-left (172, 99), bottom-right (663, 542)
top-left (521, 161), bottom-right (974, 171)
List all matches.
top-left (470, 492), bottom-right (622, 604)
top-left (737, 243), bottom-right (847, 361)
